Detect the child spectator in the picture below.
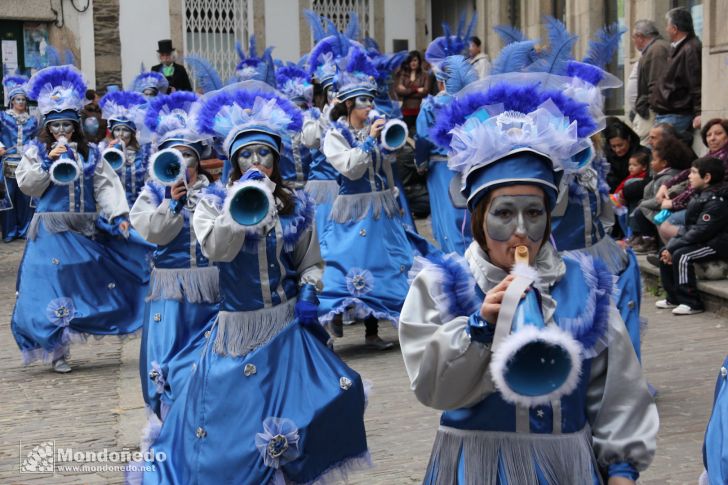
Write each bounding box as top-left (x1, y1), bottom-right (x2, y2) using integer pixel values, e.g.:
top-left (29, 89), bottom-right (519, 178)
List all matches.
top-left (614, 148), bottom-right (650, 219)
top-left (657, 157), bottom-right (728, 315)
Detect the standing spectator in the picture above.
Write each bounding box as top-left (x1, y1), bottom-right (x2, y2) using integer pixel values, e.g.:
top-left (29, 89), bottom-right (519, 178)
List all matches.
top-left (631, 19), bottom-right (670, 142)
top-left (467, 36), bottom-right (491, 79)
top-left (651, 8), bottom-right (702, 145)
top-left (604, 118), bottom-right (645, 191)
top-left (657, 157), bottom-right (728, 315)
top-left (80, 89), bottom-right (107, 144)
top-left (395, 51), bottom-right (430, 132)
top-left (151, 39), bottom-right (193, 94)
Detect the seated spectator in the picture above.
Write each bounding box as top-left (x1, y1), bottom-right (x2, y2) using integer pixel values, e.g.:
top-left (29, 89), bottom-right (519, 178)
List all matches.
top-left (630, 136), bottom-right (691, 253)
top-left (656, 119), bottom-right (728, 245)
top-left (614, 149), bottom-right (650, 221)
top-left (657, 157), bottom-right (728, 315)
top-left (604, 118), bottom-right (645, 191)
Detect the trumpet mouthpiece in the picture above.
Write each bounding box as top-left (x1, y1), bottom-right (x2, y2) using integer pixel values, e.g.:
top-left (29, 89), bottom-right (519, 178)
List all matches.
top-left (515, 245), bottom-right (529, 265)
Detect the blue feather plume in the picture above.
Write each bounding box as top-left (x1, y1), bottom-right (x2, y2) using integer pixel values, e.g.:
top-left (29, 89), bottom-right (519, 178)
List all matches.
top-left (430, 83), bottom-right (596, 147)
top-left (184, 55), bottom-right (223, 93)
top-left (440, 55), bottom-right (478, 94)
top-left (583, 22), bottom-right (625, 68)
top-left (235, 40), bottom-right (247, 63)
top-left (325, 17), bottom-right (339, 36)
top-left (307, 34), bottom-right (350, 77)
top-left (364, 37), bottom-right (381, 53)
top-left (526, 16), bottom-right (577, 75)
top-left (566, 60), bottom-right (606, 86)
top-left (99, 90), bottom-right (146, 110)
top-left (491, 40), bottom-right (537, 75)
top-left (248, 35), bottom-right (258, 59)
top-left (462, 11), bottom-right (477, 42)
top-left (144, 91), bottom-right (199, 133)
top-left (304, 9), bottom-right (326, 43)
top-left (493, 24), bottom-right (526, 46)
top-left (2, 74), bottom-right (29, 89)
top-left (346, 46), bottom-right (378, 78)
top-left (276, 64), bottom-right (308, 86)
top-left (27, 64), bottom-right (86, 102)
top-left (345, 12), bottom-right (360, 41)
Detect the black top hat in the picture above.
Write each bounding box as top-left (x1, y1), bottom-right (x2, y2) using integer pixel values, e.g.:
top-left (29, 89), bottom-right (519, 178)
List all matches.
top-left (157, 39), bottom-right (175, 54)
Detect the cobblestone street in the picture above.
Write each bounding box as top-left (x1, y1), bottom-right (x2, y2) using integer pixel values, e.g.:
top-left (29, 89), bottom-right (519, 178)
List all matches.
top-left (0, 232), bottom-right (727, 484)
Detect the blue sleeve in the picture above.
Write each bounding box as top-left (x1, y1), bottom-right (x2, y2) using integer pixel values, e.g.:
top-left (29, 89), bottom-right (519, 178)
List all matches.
top-left (607, 462), bottom-right (639, 480)
top-left (414, 102), bottom-right (433, 169)
top-left (466, 311), bottom-right (495, 345)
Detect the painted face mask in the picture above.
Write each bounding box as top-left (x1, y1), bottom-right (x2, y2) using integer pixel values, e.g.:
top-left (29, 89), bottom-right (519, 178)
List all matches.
top-left (143, 87), bottom-right (158, 99)
top-left (353, 95), bottom-right (374, 110)
top-left (11, 95), bottom-right (27, 111)
top-left (112, 125), bottom-right (134, 145)
top-left (485, 194), bottom-right (548, 243)
top-left (48, 120), bottom-right (75, 138)
top-left (236, 143), bottom-right (276, 173)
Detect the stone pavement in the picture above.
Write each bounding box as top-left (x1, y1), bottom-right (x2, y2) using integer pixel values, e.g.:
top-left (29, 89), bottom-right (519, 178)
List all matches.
top-left (1, 231), bottom-right (727, 484)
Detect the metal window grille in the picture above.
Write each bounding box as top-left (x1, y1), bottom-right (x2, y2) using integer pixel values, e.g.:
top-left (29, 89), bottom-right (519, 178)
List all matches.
top-left (183, 0), bottom-right (248, 86)
top-left (311, 0), bottom-right (370, 40)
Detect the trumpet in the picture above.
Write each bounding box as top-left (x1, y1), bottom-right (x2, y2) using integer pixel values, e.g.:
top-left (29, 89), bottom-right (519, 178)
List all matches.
top-left (224, 171), bottom-right (276, 228)
top-left (102, 140), bottom-right (126, 171)
top-left (369, 112), bottom-right (409, 151)
top-left (49, 137), bottom-right (80, 186)
top-left (149, 148), bottom-right (186, 186)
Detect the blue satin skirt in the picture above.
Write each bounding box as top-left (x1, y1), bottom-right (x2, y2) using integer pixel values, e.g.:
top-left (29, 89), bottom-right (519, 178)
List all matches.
top-left (142, 320), bottom-right (369, 484)
top-left (703, 355), bottom-right (728, 485)
top-left (427, 161), bottom-right (472, 255)
top-left (615, 249), bottom-right (642, 361)
top-left (139, 297), bottom-right (218, 419)
top-left (318, 209), bottom-right (413, 325)
top-left (391, 161), bottom-right (416, 230)
top-left (0, 176), bottom-right (34, 239)
top-left (11, 224), bottom-right (151, 364)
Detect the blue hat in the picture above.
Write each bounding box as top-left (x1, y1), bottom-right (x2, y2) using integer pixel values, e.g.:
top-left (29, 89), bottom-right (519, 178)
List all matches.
top-left (100, 90), bottom-right (146, 132)
top-left (334, 45), bottom-right (377, 102)
top-left (229, 129), bottom-right (281, 160)
top-left (145, 91), bottom-right (210, 158)
top-left (44, 109), bottom-right (81, 124)
top-left (3, 75), bottom-right (29, 104)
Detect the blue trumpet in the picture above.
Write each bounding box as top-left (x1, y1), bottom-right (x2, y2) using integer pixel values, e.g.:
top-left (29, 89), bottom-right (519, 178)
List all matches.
top-left (149, 148), bottom-right (185, 186)
top-left (102, 141), bottom-right (125, 171)
top-left (369, 112), bottom-right (409, 151)
top-left (49, 137), bottom-right (80, 185)
top-left (227, 184), bottom-right (270, 227)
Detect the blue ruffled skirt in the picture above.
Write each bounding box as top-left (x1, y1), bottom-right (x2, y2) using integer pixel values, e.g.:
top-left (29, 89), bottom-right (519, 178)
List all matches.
top-left (140, 318), bottom-right (369, 484)
top-left (427, 161), bottom-right (471, 255)
top-left (0, 176), bottom-right (34, 239)
top-left (11, 222), bottom-right (151, 364)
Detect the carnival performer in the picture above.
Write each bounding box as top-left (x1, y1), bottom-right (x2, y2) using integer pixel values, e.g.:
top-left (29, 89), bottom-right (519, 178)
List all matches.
top-left (98, 90), bottom-right (151, 208)
top-left (135, 80), bottom-right (369, 484)
top-left (0, 75), bottom-right (38, 241)
top-left (415, 54), bottom-right (477, 254)
top-left (11, 65), bottom-right (150, 373)
top-left (700, 355), bottom-right (728, 485)
top-left (318, 46), bottom-right (417, 350)
top-left (129, 91), bottom-right (219, 422)
top-left (133, 70), bottom-right (170, 100)
top-left (400, 76), bottom-right (658, 484)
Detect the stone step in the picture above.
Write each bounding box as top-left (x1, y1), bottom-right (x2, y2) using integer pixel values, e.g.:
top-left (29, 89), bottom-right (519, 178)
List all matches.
top-left (636, 254), bottom-right (728, 317)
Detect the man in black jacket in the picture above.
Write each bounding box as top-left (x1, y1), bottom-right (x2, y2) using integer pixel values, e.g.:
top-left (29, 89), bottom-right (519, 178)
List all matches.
top-left (651, 8), bottom-right (702, 145)
top-left (151, 39), bottom-right (193, 94)
top-left (657, 157), bottom-right (728, 315)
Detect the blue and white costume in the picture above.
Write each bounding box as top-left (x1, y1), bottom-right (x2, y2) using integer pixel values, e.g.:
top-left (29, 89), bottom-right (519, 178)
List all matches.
top-left (416, 55), bottom-right (478, 254)
top-left (276, 64), bottom-right (314, 189)
top-left (11, 66), bottom-right (150, 365)
top-left (701, 356), bottom-right (728, 485)
top-left (0, 75), bottom-right (38, 240)
top-left (133, 70), bottom-right (169, 100)
top-left (401, 72), bottom-right (657, 484)
top-left (139, 81), bottom-right (370, 484)
top-left (99, 90), bottom-right (151, 207)
top-left (130, 91), bottom-right (219, 421)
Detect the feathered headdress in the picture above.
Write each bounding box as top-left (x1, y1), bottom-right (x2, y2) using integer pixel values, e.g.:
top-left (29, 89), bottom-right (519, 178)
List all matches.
top-left (133, 70), bottom-right (169, 96)
top-left (334, 45), bottom-right (377, 102)
top-left (99, 90), bottom-right (147, 130)
top-left (425, 11), bottom-right (477, 70)
top-left (184, 55), bottom-right (223, 93)
top-left (437, 55), bottom-right (478, 94)
top-left (233, 36), bottom-right (276, 87)
top-left (194, 80), bottom-right (302, 159)
top-left (27, 65), bottom-right (87, 121)
top-left (3, 74), bottom-right (29, 103)
top-left (275, 64), bottom-right (313, 106)
top-left (145, 91), bottom-right (208, 154)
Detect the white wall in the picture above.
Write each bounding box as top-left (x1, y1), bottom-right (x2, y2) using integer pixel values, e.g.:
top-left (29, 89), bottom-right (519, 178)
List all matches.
top-left (76, 2), bottom-right (96, 88)
top-left (384, 0), bottom-right (416, 52)
top-left (119, 0), bottom-right (171, 90)
top-left (264, 0), bottom-right (301, 63)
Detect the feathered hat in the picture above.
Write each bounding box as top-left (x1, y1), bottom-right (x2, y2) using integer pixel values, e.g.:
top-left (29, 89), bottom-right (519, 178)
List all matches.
top-left (425, 11), bottom-right (477, 72)
top-left (275, 63), bottom-right (313, 106)
top-left (3, 74), bottom-right (29, 105)
top-left (306, 10), bottom-right (363, 91)
top-left (144, 91), bottom-right (209, 158)
top-left (27, 65), bottom-right (87, 124)
top-left (99, 90), bottom-right (147, 131)
top-left (194, 80), bottom-right (302, 162)
top-left (334, 45), bottom-right (377, 102)
top-left (437, 55), bottom-right (478, 95)
top-left (233, 36), bottom-right (276, 87)
top-left (133, 70), bottom-right (169, 97)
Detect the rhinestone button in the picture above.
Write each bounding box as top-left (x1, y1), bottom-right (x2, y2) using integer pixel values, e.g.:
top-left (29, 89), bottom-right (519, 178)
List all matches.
top-left (721, 367), bottom-right (727, 378)
top-left (339, 376), bottom-right (352, 390)
top-left (359, 229), bottom-right (367, 237)
top-left (51, 258), bottom-right (60, 265)
top-left (149, 369), bottom-right (160, 380)
top-left (400, 265), bottom-right (406, 272)
top-left (153, 313), bottom-right (161, 322)
top-left (628, 300), bottom-right (635, 310)
top-left (244, 364), bottom-right (257, 377)
top-left (107, 282), bottom-right (116, 289)
top-left (204, 330), bottom-right (211, 339)
top-left (536, 409), bottom-right (545, 418)
top-left (195, 427), bottom-right (207, 438)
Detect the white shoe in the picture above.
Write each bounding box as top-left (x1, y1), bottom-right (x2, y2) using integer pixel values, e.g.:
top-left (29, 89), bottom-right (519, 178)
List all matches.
top-left (52, 358), bottom-right (72, 373)
top-left (655, 299), bottom-right (677, 309)
top-left (672, 304), bottom-right (704, 315)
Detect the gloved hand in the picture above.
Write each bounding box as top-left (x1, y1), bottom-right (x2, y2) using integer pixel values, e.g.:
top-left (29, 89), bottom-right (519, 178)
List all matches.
top-left (240, 168), bottom-right (266, 182)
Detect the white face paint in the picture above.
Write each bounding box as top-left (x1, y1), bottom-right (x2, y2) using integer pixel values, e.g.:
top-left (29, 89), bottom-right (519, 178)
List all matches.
top-left (11, 95), bottom-right (27, 112)
top-left (112, 125), bottom-right (134, 145)
top-left (142, 87), bottom-right (158, 99)
top-left (353, 95), bottom-right (374, 110)
top-left (236, 143), bottom-right (276, 177)
top-left (48, 120), bottom-right (75, 140)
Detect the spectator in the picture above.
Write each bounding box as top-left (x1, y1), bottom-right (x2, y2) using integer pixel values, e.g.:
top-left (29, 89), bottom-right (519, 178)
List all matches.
top-left (395, 51), bottom-right (431, 131)
top-left (604, 118), bottom-right (645, 191)
top-left (151, 39), bottom-right (193, 94)
top-left (614, 149), bottom-right (650, 217)
top-left (467, 36), bottom-right (491, 79)
top-left (631, 19), bottom-right (671, 142)
top-left (655, 119), bottom-right (728, 245)
top-left (657, 157), bottom-right (728, 315)
top-left (80, 89), bottom-right (107, 143)
top-left (630, 135), bottom-right (690, 253)
top-left (651, 7), bottom-right (702, 145)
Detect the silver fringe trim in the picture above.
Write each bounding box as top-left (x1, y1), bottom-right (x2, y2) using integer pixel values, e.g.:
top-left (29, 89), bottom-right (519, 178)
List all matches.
top-left (425, 425), bottom-right (598, 485)
top-left (213, 299), bottom-right (296, 357)
top-left (561, 236), bottom-right (628, 275)
top-left (329, 190), bottom-right (398, 223)
top-left (147, 266), bottom-right (220, 304)
top-left (27, 212), bottom-right (97, 240)
top-left (305, 179), bottom-right (339, 205)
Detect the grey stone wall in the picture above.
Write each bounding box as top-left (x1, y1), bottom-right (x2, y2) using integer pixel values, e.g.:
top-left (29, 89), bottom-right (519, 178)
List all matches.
top-left (93, 0), bottom-right (122, 90)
